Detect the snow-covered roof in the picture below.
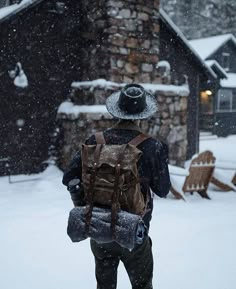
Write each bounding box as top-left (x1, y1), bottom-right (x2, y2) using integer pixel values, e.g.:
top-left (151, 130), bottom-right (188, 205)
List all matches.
top-left (220, 73), bottom-right (236, 88)
top-left (0, 0), bottom-right (41, 22)
top-left (189, 34), bottom-right (236, 60)
top-left (205, 60), bottom-right (228, 79)
top-left (160, 8), bottom-right (217, 79)
top-left (72, 78), bottom-right (190, 97)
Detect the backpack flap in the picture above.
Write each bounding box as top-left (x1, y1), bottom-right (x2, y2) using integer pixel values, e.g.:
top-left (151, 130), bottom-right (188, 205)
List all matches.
top-left (82, 144), bottom-right (141, 170)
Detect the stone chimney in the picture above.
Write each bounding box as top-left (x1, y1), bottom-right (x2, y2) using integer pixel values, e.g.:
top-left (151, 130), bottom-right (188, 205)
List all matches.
top-left (78, 0), bottom-right (160, 85)
top-left (57, 0), bottom-right (189, 168)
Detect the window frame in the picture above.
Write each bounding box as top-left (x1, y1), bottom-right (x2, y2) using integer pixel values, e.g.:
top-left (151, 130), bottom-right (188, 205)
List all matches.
top-left (217, 89), bottom-right (236, 112)
top-left (222, 52), bottom-right (230, 72)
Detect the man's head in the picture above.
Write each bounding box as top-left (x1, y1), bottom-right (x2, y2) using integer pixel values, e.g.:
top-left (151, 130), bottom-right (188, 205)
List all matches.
top-left (106, 84), bottom-right (158, 120)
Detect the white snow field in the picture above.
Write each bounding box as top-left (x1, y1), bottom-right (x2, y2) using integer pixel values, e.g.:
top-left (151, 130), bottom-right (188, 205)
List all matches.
top-left (1, 135), bottom-right (236, 289)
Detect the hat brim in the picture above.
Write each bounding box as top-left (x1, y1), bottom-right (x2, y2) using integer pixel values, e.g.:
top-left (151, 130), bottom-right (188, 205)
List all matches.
top-left (106, 90), bottom-right (158, 120)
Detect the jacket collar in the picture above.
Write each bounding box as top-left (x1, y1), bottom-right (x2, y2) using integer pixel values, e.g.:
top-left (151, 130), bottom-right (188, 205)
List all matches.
top-left (112, 120), bottom-right (143, 132)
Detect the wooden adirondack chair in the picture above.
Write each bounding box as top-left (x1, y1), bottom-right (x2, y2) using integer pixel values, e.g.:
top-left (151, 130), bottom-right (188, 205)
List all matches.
top-left (170, 151), bottom-right (215, 200)
top-left (233, 174), bottom-right (236, 185)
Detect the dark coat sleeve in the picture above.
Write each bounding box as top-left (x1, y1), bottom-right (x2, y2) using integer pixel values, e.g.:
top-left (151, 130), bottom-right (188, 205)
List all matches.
top-left (62, 135), bottom-right (95, 187)
top-left (149, 141), bottom-right (171, 198)
top-left (62, 152), bottom-right (82, 187)
top-left (62, 136), bottom-right (96, 206)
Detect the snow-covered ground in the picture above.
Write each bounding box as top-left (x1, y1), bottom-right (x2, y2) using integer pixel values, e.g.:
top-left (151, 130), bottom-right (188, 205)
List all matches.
top-left (200, 134), bottom-right (236, 163)
top-left (1, 136), bottom-right (236, 289)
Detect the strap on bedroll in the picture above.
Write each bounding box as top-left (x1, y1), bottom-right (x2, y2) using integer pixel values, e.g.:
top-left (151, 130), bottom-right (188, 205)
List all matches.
top-left (85, 131), bottom-right (150, 239)
top-left (111, 143), bottom-right (127, 239)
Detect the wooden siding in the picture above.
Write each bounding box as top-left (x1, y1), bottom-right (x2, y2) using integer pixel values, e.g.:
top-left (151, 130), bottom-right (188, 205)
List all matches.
top-left (0, 0), bottom-right (83, 174)
top-left (160, 19), bottom-right (215, 159)
top-left (214, 112), bottom-right (236, 136)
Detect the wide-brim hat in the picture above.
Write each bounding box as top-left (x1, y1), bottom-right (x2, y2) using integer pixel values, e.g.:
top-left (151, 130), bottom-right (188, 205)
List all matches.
top-left (106, 84), bottom-right (158, 120)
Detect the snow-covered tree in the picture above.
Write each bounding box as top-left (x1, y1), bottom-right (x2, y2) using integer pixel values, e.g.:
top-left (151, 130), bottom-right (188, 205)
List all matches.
top-left (162, 0), bottom-right (236, 39)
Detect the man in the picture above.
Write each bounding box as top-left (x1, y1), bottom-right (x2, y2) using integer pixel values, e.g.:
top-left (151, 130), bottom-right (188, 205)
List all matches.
top-left (63, 83), bottom-right (171, 289)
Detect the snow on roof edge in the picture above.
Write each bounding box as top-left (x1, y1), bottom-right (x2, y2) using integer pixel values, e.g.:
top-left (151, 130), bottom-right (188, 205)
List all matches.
top-left (0, 0), bottom-right (42, 23)
top-left (220, 73), bottom-right (236, 88)
top-left (160, 8), bottom-right (217, 79)
top-left (71, 79), bottom-right (190, 97)
top-left (205, 60), bottom-right (228, 79)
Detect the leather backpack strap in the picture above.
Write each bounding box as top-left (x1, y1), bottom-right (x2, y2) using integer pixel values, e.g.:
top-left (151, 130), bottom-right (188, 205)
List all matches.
top-left (85, 143), bottom-right (103, 236)
top-left (129, 133), bottom-right (151, 214)
top-left (95, 132), bottom-right (106, 144)
top-left (128, 133), bottom-right (151, 147)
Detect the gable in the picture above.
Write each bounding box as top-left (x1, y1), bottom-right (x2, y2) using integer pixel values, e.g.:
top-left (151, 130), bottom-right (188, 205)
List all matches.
top-left (209, 40), bottom-right (236, 74)
top-left (190, 34), bottom-right (236, 60)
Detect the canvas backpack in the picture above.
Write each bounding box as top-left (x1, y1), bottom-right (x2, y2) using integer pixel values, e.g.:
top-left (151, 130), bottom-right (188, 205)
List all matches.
top-left (81, 132), bottom-right (150, 237)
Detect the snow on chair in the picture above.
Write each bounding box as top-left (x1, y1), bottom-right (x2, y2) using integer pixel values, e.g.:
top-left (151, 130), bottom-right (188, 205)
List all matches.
top-left (169, 151), bottom-right (215, 200)
top-left (210, 160), bottom-right (236, 192)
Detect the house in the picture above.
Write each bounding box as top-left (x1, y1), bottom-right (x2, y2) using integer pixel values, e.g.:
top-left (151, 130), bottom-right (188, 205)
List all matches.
top-left (0, 1), bottom-right (212, 175)
top-left (190, 34), bottom-right (236, 136)
top-left (159, 9), bottom-right (219, 158)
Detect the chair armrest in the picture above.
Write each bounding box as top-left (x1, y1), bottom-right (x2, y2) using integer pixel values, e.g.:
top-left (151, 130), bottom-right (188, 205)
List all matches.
top-left (215, 160), bottom-right (236, 171)
top-left (211, 168), bottom-right (236, 191)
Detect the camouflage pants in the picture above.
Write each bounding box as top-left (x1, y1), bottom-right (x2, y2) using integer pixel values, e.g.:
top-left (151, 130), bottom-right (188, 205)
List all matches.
top-left (90, 237), bottom-right (153, 289)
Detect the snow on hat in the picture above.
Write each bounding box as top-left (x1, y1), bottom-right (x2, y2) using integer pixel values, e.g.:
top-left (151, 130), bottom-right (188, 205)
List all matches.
top-left (106, 84), bottom-right (158, 120)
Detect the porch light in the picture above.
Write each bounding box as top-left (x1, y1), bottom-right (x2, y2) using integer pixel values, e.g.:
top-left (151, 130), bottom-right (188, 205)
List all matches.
top-left (201, 90), bottom-right (213, 101)
top-left (205, 90), bottom-right (213, 96)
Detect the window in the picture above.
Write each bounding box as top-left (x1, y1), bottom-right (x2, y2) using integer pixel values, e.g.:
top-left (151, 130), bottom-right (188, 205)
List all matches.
top-left (217, 89), bottom-right (236, 112)
top-left (233, 91), bottom-right (236, 111)
top-left (222, 52), bottom-right (230, 71)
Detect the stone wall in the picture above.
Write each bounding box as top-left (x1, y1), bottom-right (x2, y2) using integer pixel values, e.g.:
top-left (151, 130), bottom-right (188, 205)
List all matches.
top-left (57, 81), bottom-right (188, 169)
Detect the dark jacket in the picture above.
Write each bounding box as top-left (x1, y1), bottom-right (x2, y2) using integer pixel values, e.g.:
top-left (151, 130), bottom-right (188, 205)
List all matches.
top-left (62, 121), bottom-right (171, 229)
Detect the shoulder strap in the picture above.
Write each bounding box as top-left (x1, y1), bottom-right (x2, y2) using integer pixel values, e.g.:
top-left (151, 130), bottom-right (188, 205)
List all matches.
top-left (95, 132), bottom-right (106, 144)
top-left (95, 132), bottom-right (150, 146)
top-left (128, 133), bottom-right (151, 147)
